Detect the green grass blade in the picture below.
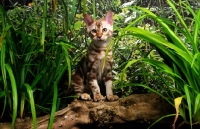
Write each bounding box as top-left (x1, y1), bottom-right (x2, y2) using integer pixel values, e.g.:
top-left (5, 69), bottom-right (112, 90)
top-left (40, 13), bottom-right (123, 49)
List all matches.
top-left (180, 3), bottom-right (200, 47)
top-left (125, 14), bottom-right (147, 29)
top-left (125, 27), bottom-right (198, 73)
top-left (193, 94), bottom-right (200, 122)
top-left (1, 27), bottom-right (12, 110)
top-left (179, 106), bottom-right (186, 122)
top-left (41, 0), bottom-right (47, 50)
top-left (92, 0), bottom-right (96, 19)
top-left (25, 83), bottom-right (37, 129)
top-left (137, 7), bottom-right (190, 53)
top-left (55, 65), bottom-right (68, 83)
top-left (0, 11), bottom-right (13, 117)
top-left (31, 74), bottom-right (43, 88)
top-left (5, 64), bottom-right (17, 129)
top-left (142, 59), bottom-right (174, 75)
top-left (192, 9), bottom-right (200, 53)
top-left (60, 42), bottom-right (71, 90)
top-left (120, 59), bottom-right (139, 86)
top-left (70, 0), bottom-right (77, 24)
top-left (166, 0), bottom-right (194, 51)
top-left (20, 92), bottom-right (25, 118)
top-left (147, 114), bottom-right (176, 129)
top-left (184, 85), bottom-right (192, 128)
top-left (0, 95), bottom-right (6, 119)
top-left (61, 0), bottom-right (69, 37)
top-left (166, 0), bottom-right (189, 34)
top-left (102, 40), bottom-right (114, 72)
top-left (0, 40), bottom-right (8, 118)
top-left (35, 105), bottom-right (51, 113)
top-left (47, 82), bottom-right (58, 129)
top-left (194, 94), bottom-right (200, 116)
top-left (19, 51), bottom-right (35, 120)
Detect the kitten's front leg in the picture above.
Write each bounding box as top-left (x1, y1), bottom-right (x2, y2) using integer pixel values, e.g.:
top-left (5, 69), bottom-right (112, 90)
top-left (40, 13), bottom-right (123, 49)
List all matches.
top-left (89, 79), bottom-right (105, 101)
top-left (88, 69), bottom-right (105, 102)
top-left (71, 71), bottom-right (91, 101)
top-left (104, 72), bottom-right (119, 101)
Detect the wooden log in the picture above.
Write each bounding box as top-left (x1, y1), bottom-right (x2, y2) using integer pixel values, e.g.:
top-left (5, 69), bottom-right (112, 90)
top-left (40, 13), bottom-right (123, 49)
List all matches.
top-left (0, 93), bottom-right (174, 129)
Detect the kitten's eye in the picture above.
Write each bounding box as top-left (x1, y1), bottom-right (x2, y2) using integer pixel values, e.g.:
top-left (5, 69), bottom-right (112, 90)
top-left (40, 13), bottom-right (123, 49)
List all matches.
top-left (91, 29), bottom-right (97, 33)
top-left (102, 28), bottom-right (107, 32)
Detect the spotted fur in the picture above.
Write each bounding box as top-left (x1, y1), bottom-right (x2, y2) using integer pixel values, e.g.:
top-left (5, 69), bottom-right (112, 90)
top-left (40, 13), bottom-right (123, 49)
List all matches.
top-left (71, 11), bottom-right (118, 101)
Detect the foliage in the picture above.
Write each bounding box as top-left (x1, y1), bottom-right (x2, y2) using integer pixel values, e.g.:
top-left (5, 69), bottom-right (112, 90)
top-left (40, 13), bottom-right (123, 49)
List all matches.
top-left (0, 0), bottom-right (81, 127)
top-left (112, 2), bottom-right (174, 97)
top-left (118, 0), bottom-right (200, 128)
top-left (1, 0), bottom-right (200, 128)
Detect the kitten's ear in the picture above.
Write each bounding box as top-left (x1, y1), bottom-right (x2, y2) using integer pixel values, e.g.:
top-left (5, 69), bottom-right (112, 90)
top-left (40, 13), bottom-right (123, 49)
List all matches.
top-left (83, 14), bottom-right (94, 26)
top-left (105, 10), bottom-right (113, 25)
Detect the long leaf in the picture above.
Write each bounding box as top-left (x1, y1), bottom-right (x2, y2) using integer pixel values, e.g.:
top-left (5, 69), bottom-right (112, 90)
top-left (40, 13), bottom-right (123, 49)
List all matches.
top-left (0, 41), bottom-right (8, 119)
top-left (5, 64), bottom-right (17, 129)
top-left (92, 0), bottom-right (96, 19)
top-left (20, 92), bottom-right (25, 118)
top-left (180, 2), bottom-right (200, 54)
top-left (69, 0), bottom-right (77, 24)
top-left (148, 114), bottom-right (176, 129)
top-left (184, 85), bottom-right (192, 128)
top-left (194, 94), bottom-right (200, 116)
top-left (167, 0), bottom-right (192, 41)
top-left (172, 96), bottom-right (184, 129)
top-left (41, 0), bottom-right (47, 50)
top-left (61, 42), bottom-right (71, 90)
top-left (61, 0), bottom-right (69, 37)
top-left (137, 6), bottom-right (190, 54)
top-left (124, 27), bottom-right (198, 74)
top-left (47, 82), bottom-right (58, 129)
top-left (120, 59), bottom-right (139, 86)
top-left (25, 83), bottom-right (37, 129)
top-left (1, 27), bottom-right (12, 111)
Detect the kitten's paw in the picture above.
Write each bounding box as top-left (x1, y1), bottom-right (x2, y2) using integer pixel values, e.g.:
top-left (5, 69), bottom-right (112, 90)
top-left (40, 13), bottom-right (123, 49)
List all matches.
top-left (79, 93), bottom-right (91, 101)
top-left (94, 93), bottom-right (105, 102)
top-left (107, 94), bottom-right (119, 101)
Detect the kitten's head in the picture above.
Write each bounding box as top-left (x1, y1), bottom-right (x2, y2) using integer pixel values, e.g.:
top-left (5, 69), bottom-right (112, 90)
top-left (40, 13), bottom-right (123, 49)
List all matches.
top-left (83, 11), bottom-right (113, 43)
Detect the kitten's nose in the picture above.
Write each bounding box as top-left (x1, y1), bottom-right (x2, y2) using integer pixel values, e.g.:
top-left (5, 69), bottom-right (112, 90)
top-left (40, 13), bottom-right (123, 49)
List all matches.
top-left (97, 36), bottom-right (101, 39)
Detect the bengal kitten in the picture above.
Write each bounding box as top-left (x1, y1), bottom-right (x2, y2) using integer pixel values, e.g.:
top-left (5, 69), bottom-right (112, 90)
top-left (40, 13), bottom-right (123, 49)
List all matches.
top-left (71, 11), bottom-right (119, 102)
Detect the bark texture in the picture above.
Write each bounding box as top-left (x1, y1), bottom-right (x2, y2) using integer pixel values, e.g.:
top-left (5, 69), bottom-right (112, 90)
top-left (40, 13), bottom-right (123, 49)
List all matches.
top-left (0, 93), bottom-right (174, 129)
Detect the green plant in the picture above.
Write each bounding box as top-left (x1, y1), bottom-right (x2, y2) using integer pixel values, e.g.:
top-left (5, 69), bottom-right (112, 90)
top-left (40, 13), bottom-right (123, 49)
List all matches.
top-left (118, 0), bottom-right (200, 128)
top-left (0, 0), bottom-right (83, 127)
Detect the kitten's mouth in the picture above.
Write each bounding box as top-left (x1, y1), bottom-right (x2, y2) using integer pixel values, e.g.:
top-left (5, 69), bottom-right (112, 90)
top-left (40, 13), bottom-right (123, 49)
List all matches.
top-left (96, 38), bottom-right (104, 41)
